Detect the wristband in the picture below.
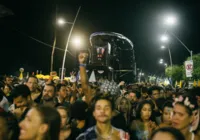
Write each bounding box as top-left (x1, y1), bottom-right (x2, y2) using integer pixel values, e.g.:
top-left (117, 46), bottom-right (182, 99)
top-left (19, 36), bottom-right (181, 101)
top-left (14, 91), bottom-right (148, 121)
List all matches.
top-left (79, 63), bottom-right (86, 67)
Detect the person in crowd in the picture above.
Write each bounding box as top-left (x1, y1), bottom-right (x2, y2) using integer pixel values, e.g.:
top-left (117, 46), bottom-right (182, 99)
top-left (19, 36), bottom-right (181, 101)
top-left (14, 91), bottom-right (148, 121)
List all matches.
top-left (159, 101), bottom-right (173, 128)
top-left (57, 106), bottom-right (73, 140)
top-left (10, 84), bottom-right (32, 121)
top-left (0, 90), bottom-right (10, 112)
top-left (116, 96), bottom-right (132, 126)
top-left (172, 94), bottom-right (200, 140)
top-left (70, 100), bottom-right (89, 139)
top-left (0, 110), bottom-right (19, 140)
top-left (41, 83), bottom-right (58, 107)
top-left (19, 105), bottom-right (61, 140)
top-left (127, 90), bottom-right (141, 120)
top-left (140, 87), bottom-right (149, 101)
top-left (1, 84), bottom-right (12, 99)
top-left (4, 75), bottom-right (14, 89)
top-left (56, 83), bottom-right (70, 108)
top-left (76, 94), bottom-right (129, 140)
top-left (130, 100), bottom-right (157, 140)
top-left (150, 127), bottom-right (185, 140)
top-left (25, 76), bottom-right (41, 103)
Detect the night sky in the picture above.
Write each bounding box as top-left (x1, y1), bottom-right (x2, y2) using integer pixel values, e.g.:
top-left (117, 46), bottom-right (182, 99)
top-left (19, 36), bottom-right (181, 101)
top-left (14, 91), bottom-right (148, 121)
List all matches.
top-left (1, 0), bottom-right (200, 76)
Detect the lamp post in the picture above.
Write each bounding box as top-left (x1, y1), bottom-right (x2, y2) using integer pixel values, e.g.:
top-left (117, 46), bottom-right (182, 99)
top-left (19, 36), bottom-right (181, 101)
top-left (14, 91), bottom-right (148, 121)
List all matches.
top-left (160, 35), bottom-right (173, 69)
top-left (60, 6), bottom-right (81, 82)
top-left (50, 17), bottom-right (73, 72)
top-left (163, 15), bottom-right (193, 60)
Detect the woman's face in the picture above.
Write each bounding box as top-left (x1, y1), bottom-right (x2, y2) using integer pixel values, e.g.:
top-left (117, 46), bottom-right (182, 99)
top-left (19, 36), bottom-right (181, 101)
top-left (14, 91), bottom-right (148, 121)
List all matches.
top-left (19, 108), bottom-right (44, 140)
top-left (57, 109), bottom-right (68, 129)
top-left (119, 98), bottom-right (129, 113)
top-left (162, 107), bottom-right (173, 124)
top-left (141, 104), bottom-right (152, 121)
top-left (172, 104), bottom-right (193, 130)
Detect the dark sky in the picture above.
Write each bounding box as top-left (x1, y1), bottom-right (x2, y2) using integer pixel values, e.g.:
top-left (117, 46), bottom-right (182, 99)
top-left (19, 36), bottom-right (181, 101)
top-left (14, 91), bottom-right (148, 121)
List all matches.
top-left (1, 0), bottom-right (200, 76)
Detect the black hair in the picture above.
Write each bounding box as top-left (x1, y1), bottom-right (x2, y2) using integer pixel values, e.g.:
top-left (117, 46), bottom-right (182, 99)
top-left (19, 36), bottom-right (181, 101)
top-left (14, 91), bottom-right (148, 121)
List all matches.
top-left (162, 101), bottom-right (173, 112)
top-left (136, 100), bottom-right (156, 122)
top-left (0, 111), bottom-right (20, 140)
top-left (150, 127), bottom-right (185, 140)
top-left (34, 105), bottom-right (61, 140)
top-left (1, 84), bottom-right (12, 90)
top-left (10, 84), bottom-right (30, 99)
top-left (141, 87), bottom-right (148, 93)
top-left (56, 83), bottom-right (66, 92)
top-left (70, 101), bottom-right (88, 120)
top-left (44, 84), bottom-right (56, 93)
top-left (148, 86), bottom-right (161, 95)
top-left (91, 93), bottom-right (115, 112)
top-left (26, 75), bottom-right (38, 83)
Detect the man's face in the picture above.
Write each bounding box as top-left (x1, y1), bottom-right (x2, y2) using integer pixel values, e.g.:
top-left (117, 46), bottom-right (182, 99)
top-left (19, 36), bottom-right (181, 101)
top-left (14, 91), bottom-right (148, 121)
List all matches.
top-left (26, 77), bottom-right (38, 92)
top-left (5, 77), bottom-right (13, 85)
top-left (58, 86), bottom-right (67, 99)
top-left (42, 85), bottom-right (55, 101)
top-left (93, 99), bottom-right (112, 123)
top-left (129, 92), bottom-right (138, 102)
top-left (152, 90), bottom-right (160, 100)
top-left (13, 96), bottom-right (28, 109)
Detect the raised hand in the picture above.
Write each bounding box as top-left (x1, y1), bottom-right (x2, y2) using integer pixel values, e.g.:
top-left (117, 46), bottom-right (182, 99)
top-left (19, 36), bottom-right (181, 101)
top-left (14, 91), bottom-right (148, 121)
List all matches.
top-left (78, 52), bottom-right (88, 64)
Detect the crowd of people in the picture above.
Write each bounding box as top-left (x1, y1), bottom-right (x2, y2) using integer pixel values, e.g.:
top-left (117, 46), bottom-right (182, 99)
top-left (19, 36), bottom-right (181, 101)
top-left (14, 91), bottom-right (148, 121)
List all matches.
top-left (0, 52), bottom-right (200, 140)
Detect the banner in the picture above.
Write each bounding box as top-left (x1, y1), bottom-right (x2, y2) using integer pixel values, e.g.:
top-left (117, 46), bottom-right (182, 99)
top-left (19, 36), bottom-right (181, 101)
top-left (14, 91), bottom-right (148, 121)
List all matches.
top-left (185, 60), bottom-right (193, 77)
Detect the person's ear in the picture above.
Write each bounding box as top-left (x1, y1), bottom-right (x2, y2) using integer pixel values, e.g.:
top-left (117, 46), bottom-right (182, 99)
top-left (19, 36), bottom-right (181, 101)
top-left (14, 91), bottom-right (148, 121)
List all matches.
top-left (39, 124), bottom-right (49, 135)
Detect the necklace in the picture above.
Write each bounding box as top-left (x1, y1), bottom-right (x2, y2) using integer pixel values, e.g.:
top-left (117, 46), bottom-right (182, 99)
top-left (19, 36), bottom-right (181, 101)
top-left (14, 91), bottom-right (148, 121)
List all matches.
top-left (95, 126), bottom-right (113, 140)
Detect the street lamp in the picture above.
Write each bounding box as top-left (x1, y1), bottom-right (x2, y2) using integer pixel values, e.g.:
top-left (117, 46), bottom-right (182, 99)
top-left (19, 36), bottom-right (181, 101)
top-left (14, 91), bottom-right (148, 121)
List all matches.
top-left (161, 45), bottom-right (165, 49)
top-left (60, 6), bottom-right (81, 82)
top-left (163, 14), bottom-right (192, 61)
top-left (57, 18), bottom-right (66, 26)
top-left (160, 35), bottom-right (169, 42)
top-left (164, 15), bottom-right (177, 26)
top-left (71, 36), bottom-right (82, 47)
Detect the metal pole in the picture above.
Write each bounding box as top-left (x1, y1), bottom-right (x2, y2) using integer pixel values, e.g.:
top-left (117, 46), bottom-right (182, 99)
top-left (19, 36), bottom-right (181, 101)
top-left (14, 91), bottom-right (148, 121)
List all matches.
top-left (50, 5), bottom-right (57, 72)
top-left (170, 32), bottom-right (193, 60)
top-left (61, 6), bottom-right (81, 82)
top-left (51, 30), bottom-right (57, 72)
top-left (167, 46), bottom-right (173, 68)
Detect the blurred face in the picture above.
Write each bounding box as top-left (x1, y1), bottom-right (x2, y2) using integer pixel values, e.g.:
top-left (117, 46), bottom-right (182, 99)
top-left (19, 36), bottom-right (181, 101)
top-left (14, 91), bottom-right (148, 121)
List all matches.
top-left (196, 96), bottom-right (200, 107)
top-left (42, 85), bottom-right (55, 101)
top-left (58, 86), bottom-right (67, 99)
top-left (141, 92), bottom-right (148, 99)
top-left (162, 107), bottom-right (173, 125)
top-left (152, 90), bottom-right (160, 100)
top-left (129, 92), bottom-right (138, 102)
top-left (152, 132), bottom-right (175, 140)
top-left (13, 96), bottom-right (28, 109)
top-left (5, 77), bottom-right (13, 85)
top-left (26, 77), bottom-right (38, 92)
top-left (119, 98), bottom-right (129, 113)
top-left (19, 108), bottom-right (44, 140)
top-left (3, 85), bottom-right (11, 95)
top-left (93, 99), bottom-right (112, 123)
top-left (172, 104), bottom-right (192, 130)
top-left (57, 109), bottom-right (68, 129)
top-left (141, 104), bottom-right (152, 121)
